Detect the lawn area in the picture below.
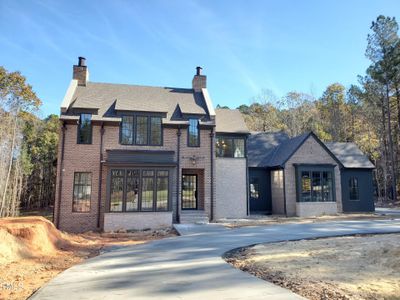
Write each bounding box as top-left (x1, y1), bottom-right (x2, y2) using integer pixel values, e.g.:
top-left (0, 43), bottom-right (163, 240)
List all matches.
top-left (0, 217), bottom-right (176, 300)
top-left (225, 234), bottom-right (400, 300)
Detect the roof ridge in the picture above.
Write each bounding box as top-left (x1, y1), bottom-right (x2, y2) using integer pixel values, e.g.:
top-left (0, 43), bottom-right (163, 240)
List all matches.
top-left (87, 81), bottom-right (193, 91)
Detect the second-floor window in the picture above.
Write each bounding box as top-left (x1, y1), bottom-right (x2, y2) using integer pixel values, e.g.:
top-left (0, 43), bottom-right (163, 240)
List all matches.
top-left (78, 113), bottom-right (92, 144)
top-left (120, 115), bottom-right (162, 146)
top-left (188, 118), bottom-right (200, 147)
top-left (216, 136), bottom-right (245, 158)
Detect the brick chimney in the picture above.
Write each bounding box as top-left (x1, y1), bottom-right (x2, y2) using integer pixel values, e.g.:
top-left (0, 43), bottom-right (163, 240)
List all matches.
top-left (192, 66), bottom-right (206, 92)
top-left (73, 57), bottom-right (89, 86)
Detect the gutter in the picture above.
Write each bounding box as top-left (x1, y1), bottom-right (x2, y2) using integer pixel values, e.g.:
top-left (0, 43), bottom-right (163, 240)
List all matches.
top-left (245, 137), bottom-right (250, 216)
top-left (282, 166), bottom-right (287, 216)
top-left (56, 122), bottom-right (66, 228)
top-left (176, 127), bottom-right (181, 223)
top-left (210, 128), bottom-right (215, 221)
top-left (97, 123), bottom-right (105, 229)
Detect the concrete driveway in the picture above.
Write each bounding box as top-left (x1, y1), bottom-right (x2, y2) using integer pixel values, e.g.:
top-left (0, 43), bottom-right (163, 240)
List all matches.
top-left (31, 219), bottom-right (400, 300)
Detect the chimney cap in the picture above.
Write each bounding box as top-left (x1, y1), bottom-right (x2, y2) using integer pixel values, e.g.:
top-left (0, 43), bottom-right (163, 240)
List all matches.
top-left (196, 66), bottom-right (203, 75)
top-left (78, 57), bottom-right (86, 67)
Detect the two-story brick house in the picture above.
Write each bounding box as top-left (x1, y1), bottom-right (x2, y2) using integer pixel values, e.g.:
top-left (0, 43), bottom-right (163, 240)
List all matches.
top-left (55, 58), bottom-right (375, 233)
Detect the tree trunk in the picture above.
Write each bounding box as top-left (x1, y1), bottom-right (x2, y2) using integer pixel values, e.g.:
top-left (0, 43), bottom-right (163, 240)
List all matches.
top-left (385, 84), bottom-right (397, 200)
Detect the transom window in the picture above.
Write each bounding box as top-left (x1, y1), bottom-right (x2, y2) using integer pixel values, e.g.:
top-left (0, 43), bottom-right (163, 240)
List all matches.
top-left (120, 115), bottom-right (162, 146)
top-left (73, 172), bottom-right (92, 212)
top-left (109, 169), bottom-right (169, 212)
top-left (349, 177), bottom-right (359, 200)
top-left (188, 118), bottom-right (200, 147)
top-left (298, 168), bottom-right (335, 202)
top-left (216, 136), bottom-right (245, 158)
top-left (77, 113), bottom-right (92, 144)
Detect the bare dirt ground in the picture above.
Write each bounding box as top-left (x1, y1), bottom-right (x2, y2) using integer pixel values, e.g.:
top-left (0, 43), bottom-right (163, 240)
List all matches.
top-left (217, 213), bottom-right (395, 228)
top-left (0, 217), bottom-right (176, 300)
top-left (225, 234), bottom-right (400, 300)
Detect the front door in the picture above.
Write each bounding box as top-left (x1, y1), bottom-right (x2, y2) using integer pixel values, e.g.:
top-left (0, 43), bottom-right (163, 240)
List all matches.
top-left (249, 169), bottom-right (271, 214)
top-left (182, 175), bottom-right (197, 210)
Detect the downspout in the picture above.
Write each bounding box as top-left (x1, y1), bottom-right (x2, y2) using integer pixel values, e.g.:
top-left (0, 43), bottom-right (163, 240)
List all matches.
top-left (282, 166), bottom-right (287, 216)
top-left (97, 123), bottom-right (105, 229)
top-left (245, 136), bottom-right (249, 216)
top-left (210, 128), bottom-right (215, 221)
top-left (176, 127), bottom-right (181, 223)
top-left (55, 122), bottom-right (66, 228)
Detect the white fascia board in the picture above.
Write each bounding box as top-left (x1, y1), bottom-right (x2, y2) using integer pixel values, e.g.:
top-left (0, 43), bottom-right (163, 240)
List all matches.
top-left (60, 79), bottom-right (78, 113)
top-left (202, 88), bottom-right (216, 119)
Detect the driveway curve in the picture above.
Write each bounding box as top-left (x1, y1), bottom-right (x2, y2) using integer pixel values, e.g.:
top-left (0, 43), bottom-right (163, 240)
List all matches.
top-left (31, 219), bottom-right (400, 300)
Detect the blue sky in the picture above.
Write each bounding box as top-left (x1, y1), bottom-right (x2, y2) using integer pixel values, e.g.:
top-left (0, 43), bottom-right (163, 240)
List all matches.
top-left (1, 0), bottom-right (400, 117)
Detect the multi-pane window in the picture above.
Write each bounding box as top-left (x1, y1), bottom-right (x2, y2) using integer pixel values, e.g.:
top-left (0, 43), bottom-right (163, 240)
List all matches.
top-left (120, 116), bottom-right (134, 145)
top-left (188, 118), bottom-right (199, 147)
top-left (349, 177), bottom-right (359, 200)
top-left (72, 172), bottom-right (91, 212)
top-left (120, 115), bottom-right (162, 146)
top-left (126, 170), bottom-right (139, 211)
top-left (141, 170), bottom-right (154, 211)
top-left (110, 170), bottom-right (124, 212)
top-left (216, 136), bottom-right (245, 158)
top-left (150, 117), bottom-right (162, 145)
top-left (78, 113), bottom-right (92, 144)
top-left (109, 169), bottom-right (169, 212)
top-left (136, 116), bottom-right (148, 145)
top-left (156, 171), bottom-right (169, 211)
top-left (299, 169), bottom-right (334, 202)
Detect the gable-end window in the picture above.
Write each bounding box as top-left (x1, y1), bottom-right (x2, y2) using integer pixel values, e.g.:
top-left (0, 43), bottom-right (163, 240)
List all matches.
top-left (78, 113), bottom-right (92, 144)
top-left (188, 118), bottom-right (200, 147)
top-left (298, 168), bottom-right (334, 202)
top-left (73, 172), bottom-right (91, 212)
top-left (150, 117), bottom-right (162, 145)
top-left (136, 116), bottom-right (148, 145)
top-left (120, 116), bottom-right (134, 144)
top-left (349, 177), bottom-right (359, 200)
top-left (216, 136), bottom-right (245, 158)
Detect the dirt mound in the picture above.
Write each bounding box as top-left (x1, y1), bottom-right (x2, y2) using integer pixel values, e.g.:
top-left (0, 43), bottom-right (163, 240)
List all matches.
top-left (0, 216), bottom-right (70, 264)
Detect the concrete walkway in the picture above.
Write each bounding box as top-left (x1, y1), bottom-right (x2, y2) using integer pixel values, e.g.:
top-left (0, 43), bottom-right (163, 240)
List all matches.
top-left (31, 219), bottom-right (400, 300)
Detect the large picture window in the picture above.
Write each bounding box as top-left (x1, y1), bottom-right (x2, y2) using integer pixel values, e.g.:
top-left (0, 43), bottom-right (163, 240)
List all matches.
top-left (298, 168), bottom-right (335, 202)
top-left (120, 115), bottom-right (162, 146)
top-left (188, 118), bottom-right (200, 147)
top-left (77, 113), bottom-right (92, 144)
top-left (109, 168), bottom-right (169, 212)
top-left (73, 172), bottom-right (92, 212)
top-left (349, 177), bottom-right (359, 200)
top-left (216, 136), bottom-right (245, 158)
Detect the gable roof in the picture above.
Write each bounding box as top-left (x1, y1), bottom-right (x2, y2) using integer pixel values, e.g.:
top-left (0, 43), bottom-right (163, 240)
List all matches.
top-left (215, 109), bottom-right (249, 134)
top-left (65, 82), bottom-right (210, 122)
top-left (325, 142), bottom-right (375, 169)
top-left (247, 131), bottom-right (289, 167)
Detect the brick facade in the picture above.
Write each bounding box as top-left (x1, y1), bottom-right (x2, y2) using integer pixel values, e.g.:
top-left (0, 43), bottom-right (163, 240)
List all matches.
top-left (54, 123), bottom-right (215, 232)
top-left (284, 135), bottom-right (343, 217)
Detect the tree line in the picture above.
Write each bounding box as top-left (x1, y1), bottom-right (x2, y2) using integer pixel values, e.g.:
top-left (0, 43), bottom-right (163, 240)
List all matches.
top-left (226, 15), bottom-right (400, 203)
top-left (0, 67), bottom-right (58, 217)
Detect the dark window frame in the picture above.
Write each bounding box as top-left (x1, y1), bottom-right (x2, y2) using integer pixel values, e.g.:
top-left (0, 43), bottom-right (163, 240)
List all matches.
top-left (77, 113), bottom-right (92, 144)
top-left (72, 172), bottom-right (92, 213)
top-left (216, 135), bottom-right (246, 158)
top-left (295, 165), bottom-right (336, 203)
top-left (349, 177), bottom-right (360, 201)
top-left (107, 168), bottom-right (170, 213)
top-left (119, 115), bottom-right (163, 146)
top-left (188, 118), bottom-right (200, 147)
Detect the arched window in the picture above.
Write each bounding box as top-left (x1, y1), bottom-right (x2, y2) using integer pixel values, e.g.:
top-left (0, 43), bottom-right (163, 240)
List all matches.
top-left (349, 177), bottom-right (359, 200)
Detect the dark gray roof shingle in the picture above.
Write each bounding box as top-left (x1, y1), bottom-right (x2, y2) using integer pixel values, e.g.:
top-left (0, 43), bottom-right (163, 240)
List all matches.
top-left (68, 82), bottom-right (209, 122)
top-left (247, 131), bottom-right (289, 167)
top-left (325, 142), bottom-right (375, 169)
top-left (215, 109), bottom-right (249, 134)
